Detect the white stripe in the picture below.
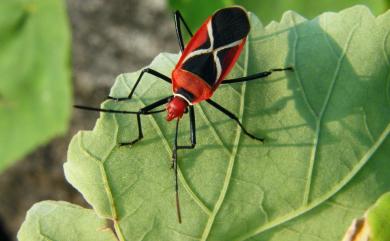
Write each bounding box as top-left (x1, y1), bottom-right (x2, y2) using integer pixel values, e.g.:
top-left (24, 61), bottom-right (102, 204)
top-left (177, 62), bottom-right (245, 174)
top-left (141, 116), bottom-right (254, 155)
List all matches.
top-left (183, 22), bottom-right (214, 63)
top-left (215, 39), bottom-right (242, 52)
top-left (207, 21), bottom-right (214, 49)
top-left (174, 93), bottom-right (193, 105)
top-left (182, 21), bottom-right (244, 84)
top-left (213, 39), bottom-right (242, 81)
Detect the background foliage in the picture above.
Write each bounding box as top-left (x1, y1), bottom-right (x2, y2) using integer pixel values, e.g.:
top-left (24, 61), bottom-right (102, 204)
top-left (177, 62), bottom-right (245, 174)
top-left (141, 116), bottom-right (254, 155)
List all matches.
top-left (367, 193), bottom-right (390, 241)
top-left (0, 0), bottom-right (71, 173)
top-left (168, 0), bottom-right (388, 29)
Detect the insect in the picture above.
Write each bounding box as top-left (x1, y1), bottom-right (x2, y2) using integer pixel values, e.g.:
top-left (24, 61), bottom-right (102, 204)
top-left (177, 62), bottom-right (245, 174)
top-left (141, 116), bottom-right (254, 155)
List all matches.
top-left (75, 6), bottom-right (292, 223)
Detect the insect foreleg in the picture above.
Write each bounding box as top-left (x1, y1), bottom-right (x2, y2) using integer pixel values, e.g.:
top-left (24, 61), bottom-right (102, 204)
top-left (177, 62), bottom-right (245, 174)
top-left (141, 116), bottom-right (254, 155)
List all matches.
top-left (118, 95), bottom-right (172, 146)
top-left (173, 10), bottom-right (193, 52)
top-left (107, 68), bottom-right (171, 101)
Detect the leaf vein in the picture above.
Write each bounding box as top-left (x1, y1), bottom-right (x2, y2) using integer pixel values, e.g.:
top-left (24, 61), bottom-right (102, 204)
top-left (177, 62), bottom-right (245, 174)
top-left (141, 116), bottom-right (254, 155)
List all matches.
top-left (360, 107), bottom-right (375, 143)
top-left (79, 132), bottom-right (126, 241)
top-left (196, 103), bottom-right (232, 155)
top-left (200, 32), bottom-right (250, 241)
top-left (303, 22), bottom-right (359, 205)
top-left (384, 31), bottom-right (390, 107)
top-left (236, 122), bottom-right (390, 241)
top-left (290, 14), bottom-right (319, 118)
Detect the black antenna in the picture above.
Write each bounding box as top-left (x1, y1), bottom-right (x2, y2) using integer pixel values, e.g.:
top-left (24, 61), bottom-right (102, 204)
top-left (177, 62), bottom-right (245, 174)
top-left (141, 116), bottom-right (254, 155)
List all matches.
top-left (173, 118), bottom-right (182, 223)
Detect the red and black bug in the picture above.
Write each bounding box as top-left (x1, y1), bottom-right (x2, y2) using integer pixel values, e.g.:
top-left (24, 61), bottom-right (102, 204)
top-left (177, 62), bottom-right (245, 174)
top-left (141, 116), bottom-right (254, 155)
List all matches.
top-left (75, 6), bottom-right (292, 223)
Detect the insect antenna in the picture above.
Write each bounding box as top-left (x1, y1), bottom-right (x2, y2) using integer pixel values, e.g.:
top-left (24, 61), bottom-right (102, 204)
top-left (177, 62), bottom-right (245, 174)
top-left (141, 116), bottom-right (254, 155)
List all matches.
top-left (173, 118), bottom-right (182, 223)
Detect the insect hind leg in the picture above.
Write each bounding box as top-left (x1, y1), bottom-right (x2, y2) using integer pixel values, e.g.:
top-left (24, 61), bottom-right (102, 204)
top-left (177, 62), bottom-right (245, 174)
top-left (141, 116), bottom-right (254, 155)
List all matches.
top-left (206, 99), bottom-right (264, 142)
top-left (222, 66), bottom-right (293, 84)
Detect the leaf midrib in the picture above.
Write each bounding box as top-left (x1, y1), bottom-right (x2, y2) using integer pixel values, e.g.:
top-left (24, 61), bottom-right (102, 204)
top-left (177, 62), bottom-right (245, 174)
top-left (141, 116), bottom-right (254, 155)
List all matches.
top-left (200, 25), bottom-right (251, 241)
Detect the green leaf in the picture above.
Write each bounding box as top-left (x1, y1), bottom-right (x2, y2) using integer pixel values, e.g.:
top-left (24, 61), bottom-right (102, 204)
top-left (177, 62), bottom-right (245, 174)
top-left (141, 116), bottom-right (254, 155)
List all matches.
top-left (340, 192), bottom-right (390, 241)
top-left (367, 192), bottom-right (390, 241)
top-left (17, 201), bottom-right (117, 241)
top-left (21, 5), bottom-right (390, 241)
top-left (168, 0), bottom-right (387, 28)
top-left (0, 0), bottom-right (71, 171)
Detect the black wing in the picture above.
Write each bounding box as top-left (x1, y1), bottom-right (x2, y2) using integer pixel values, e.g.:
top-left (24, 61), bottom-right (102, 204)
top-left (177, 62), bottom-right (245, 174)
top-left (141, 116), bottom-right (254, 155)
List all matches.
top-left (182, 53), bottom-right (217, 87)
top-left (211, 7), bottom-right (250, 49)
top-left (181, 7), bottom-right (250, 87)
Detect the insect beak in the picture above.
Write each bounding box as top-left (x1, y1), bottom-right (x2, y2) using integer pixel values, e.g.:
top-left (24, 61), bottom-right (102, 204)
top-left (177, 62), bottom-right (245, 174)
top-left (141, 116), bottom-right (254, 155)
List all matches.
top-left (166, 112), bottom-right (176, 121)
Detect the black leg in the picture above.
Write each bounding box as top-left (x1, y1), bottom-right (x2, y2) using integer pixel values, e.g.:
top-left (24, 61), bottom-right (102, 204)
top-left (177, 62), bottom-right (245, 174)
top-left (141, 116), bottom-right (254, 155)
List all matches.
top-left (140, 95), bottom-right (172, 114)
top-left (73, 105), bottom-right (139, 114)
top-left (173, 10), bottom-right (193, 52)
top-left (118, 96), bottom-right (172, 146)
top-left (74, 95), bottom-right (172, 115)
top-left (222, 67), bottom-right (293, 84)
top-left (75, 96), bottom-right (172, 146)
top-left (177, 106), bottom-right (196, 149)
top-left (206, 99), bottom-right (264, 142)
top-left (107, 68), bottom-right (171, 101)
top-left (171, 105), bottom-right (197, 224)
top-left (119, 113), bottom-right (143, 146)
top-left (188, 106), bottom-right (196, 148)
top-left (171, 106), bottom-right (196, 167)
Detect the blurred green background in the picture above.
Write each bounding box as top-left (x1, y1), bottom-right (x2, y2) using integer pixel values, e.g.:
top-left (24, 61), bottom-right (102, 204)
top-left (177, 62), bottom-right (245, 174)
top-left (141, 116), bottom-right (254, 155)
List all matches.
top-left (169, 0), bottom-right (388, 29)
top-left (0, 0), bottom-right (388, 240)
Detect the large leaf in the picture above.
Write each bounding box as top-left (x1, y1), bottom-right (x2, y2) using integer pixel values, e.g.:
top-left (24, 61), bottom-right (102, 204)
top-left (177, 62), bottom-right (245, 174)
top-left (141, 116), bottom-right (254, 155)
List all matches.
top-left (168, 0), bottom-right (387, 29)
top-left (21, 6), bottom-right (390, 241)
top-left (17, 201), bottom-right (117, 241)
top-left (0, 0), bottom-right (71, 172)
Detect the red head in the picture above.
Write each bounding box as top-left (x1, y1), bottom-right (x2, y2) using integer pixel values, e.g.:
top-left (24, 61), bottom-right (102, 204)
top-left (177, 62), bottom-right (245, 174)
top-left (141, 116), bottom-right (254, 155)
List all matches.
top-left (166, 96), bottom-right (189, 121)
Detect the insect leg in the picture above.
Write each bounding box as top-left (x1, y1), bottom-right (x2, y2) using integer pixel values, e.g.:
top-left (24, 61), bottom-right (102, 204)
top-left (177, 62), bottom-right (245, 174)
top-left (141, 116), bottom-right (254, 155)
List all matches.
top-left (119, 113), bottom-right (143, 145)
top-left (173, 10), bottom-right (193, 52)
top-left (170, 107), bottom-right (197, 167)
top-left (206, 99), bottom-right (264, 142)
top-left (74, 95), bottom-right (172, 115)
top-left (118, 95), bottom-right (172, 146)
top-left (187, 106), bottom-right (196, 148)
top-left (75, 96), bottom-right (172, 146)
top-left (170, 106), bottom-right (196, 162)
top-left (177, 106), bottom-right (196, 149)
top-left (222, 67), bottom-right (293, 84)
top-left (171, 106), bottom-right (196, 223)
top-left (107, 68), bottom-right (171, 101)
